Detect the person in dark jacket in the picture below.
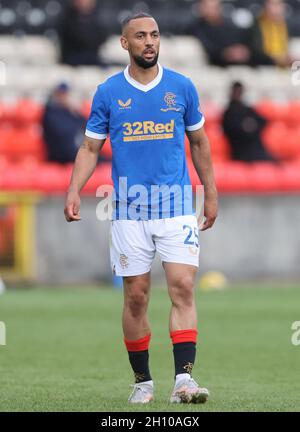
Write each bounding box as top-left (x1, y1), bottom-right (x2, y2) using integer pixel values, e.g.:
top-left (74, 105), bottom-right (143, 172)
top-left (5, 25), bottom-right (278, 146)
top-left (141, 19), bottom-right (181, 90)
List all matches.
top-left (188, 0), bottom-right (251, 66)
top-left (42, 83), bottom-right (86, 163)
top-left (222, 82), bottom-right (276, 162)
top-left (59, 0), bottom-right (106, 66)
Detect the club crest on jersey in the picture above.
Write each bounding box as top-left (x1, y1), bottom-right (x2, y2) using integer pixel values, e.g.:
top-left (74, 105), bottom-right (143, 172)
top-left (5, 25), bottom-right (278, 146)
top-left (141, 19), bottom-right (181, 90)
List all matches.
top-left (118, 98), bottom-right (132, 110)
top-left (161, 92), bottom-right (181, 112)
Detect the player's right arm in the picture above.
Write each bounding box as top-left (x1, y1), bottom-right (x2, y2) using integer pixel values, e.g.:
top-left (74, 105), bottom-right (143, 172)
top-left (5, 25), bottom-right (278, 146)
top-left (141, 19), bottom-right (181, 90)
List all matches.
top-left (64, 136), bottom-right (105, 222)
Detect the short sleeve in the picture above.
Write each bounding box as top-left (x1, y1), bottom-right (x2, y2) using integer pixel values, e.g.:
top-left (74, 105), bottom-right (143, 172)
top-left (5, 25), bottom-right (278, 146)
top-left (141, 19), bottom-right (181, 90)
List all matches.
top-left (85, 84), bottom-right (110, 139)
top-left (184, 79), bottom-right (205, 131)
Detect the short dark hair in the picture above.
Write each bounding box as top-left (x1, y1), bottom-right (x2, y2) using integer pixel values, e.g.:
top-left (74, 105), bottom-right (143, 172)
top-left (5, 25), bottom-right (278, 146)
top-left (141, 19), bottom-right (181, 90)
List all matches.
top-left (231, 81), bottom-right (244, 91)
top-left (121, 12), bottom-right (155, 32)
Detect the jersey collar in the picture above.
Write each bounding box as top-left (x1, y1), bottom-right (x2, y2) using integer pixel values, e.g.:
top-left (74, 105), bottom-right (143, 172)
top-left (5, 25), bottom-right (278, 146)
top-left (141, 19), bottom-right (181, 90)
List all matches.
top-left (124, 63), bottom-right (163, 92)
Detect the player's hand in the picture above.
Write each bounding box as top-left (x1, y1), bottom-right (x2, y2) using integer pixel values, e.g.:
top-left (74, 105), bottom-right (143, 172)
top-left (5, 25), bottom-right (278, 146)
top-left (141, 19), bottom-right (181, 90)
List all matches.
top-left (64, 190), bottom-right (81, 222)
top-left (199, 192), bottom-right (218, 231)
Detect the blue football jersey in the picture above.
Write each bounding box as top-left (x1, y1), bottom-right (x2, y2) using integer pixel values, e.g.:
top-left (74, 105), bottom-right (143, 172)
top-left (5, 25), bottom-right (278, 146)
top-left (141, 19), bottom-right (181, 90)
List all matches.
top-left (86, 64), bottom-right (205, 220)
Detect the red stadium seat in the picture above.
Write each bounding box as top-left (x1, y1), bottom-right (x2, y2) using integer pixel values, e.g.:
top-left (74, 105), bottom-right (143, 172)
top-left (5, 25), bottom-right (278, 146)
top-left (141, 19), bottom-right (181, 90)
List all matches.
top-left (263, 122), bottom-right (300, 160)
top-left (184, 135), bottom-right (192, 159)
top-left (206, 125), bottom-right (231, 162)
top-left (263, 122), bottom-right (289, 159)
top-left (0, 161), bottom-right (113, 194)
top-left (202, 101), bottom-right (222, 126)
top-left (81, 100), bottom-right (92, 119)
top-left (255, 100), bottom-right (288, 122)
top-left (0, 125), bottom-right (45, 162)
top-left (0, 103), bottom-right (15, 123)
top-left (214, 161), bottom-right (253, 193)
top-left (284, 127), bottom-right (300, 159)
top-left (286, 101), bottom-right (300, 126)
top-left (82, 163), bottom-right (113, 194)
top-left (185, 127), bottom-right (230, 163)
top-left (12, 99), bottom-right (44, 125)
top-left (1, 97), bottom-right (300, 195)
top-left (250, 163), bottom-right (282, 192)
top-left (280, 162), bottom-right (300, 192)
top-left (0, 126), bottom-right (14, 154)
top-left (101, 136), bottom-right (113, 160)
top-left (33, 163), bottom-right (73, 193)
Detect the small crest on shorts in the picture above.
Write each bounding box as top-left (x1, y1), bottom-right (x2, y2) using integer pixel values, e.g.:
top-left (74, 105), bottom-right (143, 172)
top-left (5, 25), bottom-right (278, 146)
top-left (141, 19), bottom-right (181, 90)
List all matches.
top-left (118, 98), bottom-right (132, 109)
top-left (120, 254), bottom-right (129, 268)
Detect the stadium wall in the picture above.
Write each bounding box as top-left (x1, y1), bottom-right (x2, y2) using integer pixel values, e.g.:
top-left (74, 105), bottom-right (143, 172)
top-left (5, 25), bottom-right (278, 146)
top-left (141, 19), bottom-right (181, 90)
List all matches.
top-left (35, 195), bottom-right (300, 284)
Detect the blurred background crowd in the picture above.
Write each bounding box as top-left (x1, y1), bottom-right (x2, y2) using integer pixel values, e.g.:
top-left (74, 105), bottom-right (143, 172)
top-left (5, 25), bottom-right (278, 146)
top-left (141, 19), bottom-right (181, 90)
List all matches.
top-left (1, 0), bottom-right (300, 166)
top-left (0, 0), bottom-right (300, 284)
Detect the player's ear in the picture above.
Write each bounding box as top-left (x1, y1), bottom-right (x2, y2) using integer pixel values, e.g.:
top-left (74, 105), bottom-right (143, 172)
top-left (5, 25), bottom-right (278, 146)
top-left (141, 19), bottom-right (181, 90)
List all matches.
top-left (120, 36), bottom-right (129, 51)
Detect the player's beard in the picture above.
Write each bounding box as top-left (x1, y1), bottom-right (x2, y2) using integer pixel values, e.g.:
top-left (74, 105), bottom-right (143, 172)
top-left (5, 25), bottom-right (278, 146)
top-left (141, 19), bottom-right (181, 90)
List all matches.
top-left (132, 52), bottom-right (159, 69)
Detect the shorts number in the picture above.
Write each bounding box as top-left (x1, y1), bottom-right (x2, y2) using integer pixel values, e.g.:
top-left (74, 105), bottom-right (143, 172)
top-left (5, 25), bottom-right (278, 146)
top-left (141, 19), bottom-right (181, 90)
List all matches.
top-left (183, 225), bottom-right (199, 248)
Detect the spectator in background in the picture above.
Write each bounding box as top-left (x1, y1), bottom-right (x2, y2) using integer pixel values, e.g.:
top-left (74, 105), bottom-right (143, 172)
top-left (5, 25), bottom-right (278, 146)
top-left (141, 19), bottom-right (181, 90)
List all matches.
top-left (222, 82), bottom-right (276, 162)
top-left (42, 83), bottom-right (86, 164)
top-left (59, 0), bottom-right (106, 66)
top-left (187, 0), bottom-right (251, 66)
top-left (249, 0), bottom-right (292, 67)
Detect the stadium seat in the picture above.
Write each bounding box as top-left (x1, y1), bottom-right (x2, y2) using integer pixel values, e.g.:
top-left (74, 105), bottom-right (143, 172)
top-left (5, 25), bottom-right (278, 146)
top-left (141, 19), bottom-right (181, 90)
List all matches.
top-left (101, 137), bottom-right (113, 160)
top-left (0, 103), bottom-right (14, 122)
top-left (263, 122), bottom-right (300, 160)
top-left (263, 122), bottom-right (289, 159)
top-left (0, 126), bottom-right (14, 155)
top-left (250, 163), bottom-right (282, 192)
top-left (185, 125), bottom-right (231, 163)
top-left (73, 67), bottom-right (105, 94)
top-left (255, 100), bottom-right (289, 122)
top-left (0, 125), bottom-right (45, 162)
top-left (289, 38), bottom-right (300, 61)
top-left (286, 101), bottom-right (300, 125)
top-left (202, 101), bottom-right (223, 125)
top-left (205, 125), bottom-right (231, 162)
top-left (159, 36), bottom-right (208, 67)
top-left (280, 162), bottom-right (300, 192)
top-left (187, 159), bottom-right (249, 193)
top-left (12, 99), bottom-right (44, 125)
top-left (99, 35), bottom-right (129, 65)
top-left (0, 161), bottom-right (113, 194)
top-left (213, 161), bottom-right (253, 193)
top-left (3, 63), bottom-right (300, 103)
top-left (0, 36), bottom-right (18, 64)
top-left (81, 100), bottom-right (92, 119)
top-left (284, 126), bottom-right (300, 159)
top-left (33, 163), bottom-right (73, 193)
top-left (100, 35), bottom-right (208, 68)
top-left (83, 163), bottom-right (113, 194)
top-left (0, 162), bottom-right (36, 191)
top-left (17, 36), bottom-right (59, 65)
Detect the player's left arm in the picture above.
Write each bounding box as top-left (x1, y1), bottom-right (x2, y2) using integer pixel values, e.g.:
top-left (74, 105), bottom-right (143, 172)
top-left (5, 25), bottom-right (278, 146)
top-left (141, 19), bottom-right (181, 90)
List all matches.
top-left (186, 127), bottom-right (218, 231)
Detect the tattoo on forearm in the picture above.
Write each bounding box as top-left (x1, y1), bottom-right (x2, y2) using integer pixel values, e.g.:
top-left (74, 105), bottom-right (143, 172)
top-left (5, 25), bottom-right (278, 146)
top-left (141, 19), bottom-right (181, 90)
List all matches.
top-left (80, 142), bottom-right (89, 150)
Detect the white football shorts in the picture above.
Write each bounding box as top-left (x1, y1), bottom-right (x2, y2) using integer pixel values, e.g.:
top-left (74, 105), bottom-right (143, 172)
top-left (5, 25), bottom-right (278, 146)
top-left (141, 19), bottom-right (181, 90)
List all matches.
top-left (110, 215), bottom-right (200, 277)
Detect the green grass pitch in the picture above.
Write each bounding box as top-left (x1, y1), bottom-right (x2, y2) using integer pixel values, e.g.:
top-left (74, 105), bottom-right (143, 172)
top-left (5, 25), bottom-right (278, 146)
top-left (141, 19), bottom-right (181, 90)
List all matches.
top-left (0, 284), bottom-right (300, 412)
